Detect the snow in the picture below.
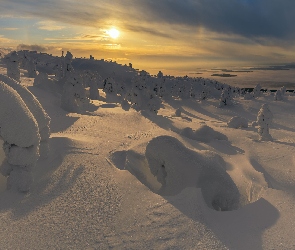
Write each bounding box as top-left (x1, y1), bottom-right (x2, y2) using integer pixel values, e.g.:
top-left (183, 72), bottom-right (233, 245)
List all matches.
top-left (1, 54), bottom-right (295, 249)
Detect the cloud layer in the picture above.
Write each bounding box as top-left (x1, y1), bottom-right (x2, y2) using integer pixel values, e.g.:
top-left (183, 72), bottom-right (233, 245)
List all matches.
top-left (1, 0), bottom-right (294, 41)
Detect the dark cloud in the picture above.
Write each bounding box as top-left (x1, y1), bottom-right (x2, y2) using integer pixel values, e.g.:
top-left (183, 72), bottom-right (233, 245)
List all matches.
top-left (124, 24), bottom-right (173, 39)
top-left (1, 0), bottom-right (294, 41)
top-left (133, 0), bottom-right (295, 40)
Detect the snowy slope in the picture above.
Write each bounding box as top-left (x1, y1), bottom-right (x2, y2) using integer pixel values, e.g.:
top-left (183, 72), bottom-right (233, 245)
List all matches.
top-left (0, 66), bottom-right (295, 249)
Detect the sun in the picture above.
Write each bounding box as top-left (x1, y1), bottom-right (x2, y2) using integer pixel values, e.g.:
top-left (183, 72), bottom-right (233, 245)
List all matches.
top-left (107, 28), bottom-right (120, 39)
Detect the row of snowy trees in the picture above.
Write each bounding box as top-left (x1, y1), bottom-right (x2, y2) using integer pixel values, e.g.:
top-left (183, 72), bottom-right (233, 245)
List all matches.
top-left (4, 50), bottom-right (289, 116)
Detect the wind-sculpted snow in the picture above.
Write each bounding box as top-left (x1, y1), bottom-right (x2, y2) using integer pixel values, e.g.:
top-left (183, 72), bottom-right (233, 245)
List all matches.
top-left (0, 81), bottom-right (40, 192)
top-left (110, 135), bottom-right (240, 211)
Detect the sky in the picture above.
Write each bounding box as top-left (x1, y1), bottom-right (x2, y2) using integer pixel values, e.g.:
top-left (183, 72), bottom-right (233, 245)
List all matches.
top-left (0, 0), bottom-right (295, 75)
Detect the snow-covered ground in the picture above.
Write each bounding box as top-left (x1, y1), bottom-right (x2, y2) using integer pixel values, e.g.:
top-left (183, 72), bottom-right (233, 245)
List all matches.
top-left (1, 63), bottom-right (295, 249)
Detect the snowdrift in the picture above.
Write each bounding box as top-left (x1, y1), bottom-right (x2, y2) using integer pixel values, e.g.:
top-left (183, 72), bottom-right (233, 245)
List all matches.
top-left (109, 135), bottom-right (240, 211)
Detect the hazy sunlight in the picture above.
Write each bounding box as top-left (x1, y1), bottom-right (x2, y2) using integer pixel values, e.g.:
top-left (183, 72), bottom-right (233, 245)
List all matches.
top-left (107, 28), bottom-right (120, 39)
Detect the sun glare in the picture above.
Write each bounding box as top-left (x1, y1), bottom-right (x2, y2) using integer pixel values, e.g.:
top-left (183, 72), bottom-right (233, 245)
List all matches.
top-left (107, 28), bottom-right (120, 39)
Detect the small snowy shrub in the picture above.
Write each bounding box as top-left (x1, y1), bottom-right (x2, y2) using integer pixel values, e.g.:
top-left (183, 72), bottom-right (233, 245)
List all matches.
top-left (227, 116), bottom-right (248, 128)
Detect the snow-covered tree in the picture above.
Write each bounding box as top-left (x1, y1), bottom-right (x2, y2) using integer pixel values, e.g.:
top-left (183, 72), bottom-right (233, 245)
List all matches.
top-left (33, 71), bottom-right (49, 86)
top-left (63, 51), bottom-right (74, 79)
top-left (103, 76), bottom-right (120, 103)
top-left (178, 80), bottom-right (191, 99)
top-left (255, 104), bottom-right (273, 141)
top-left (253, 83), bottom-right (262, 98)
top-left (280, 86), bottom-right (286, 96)
top-left (274, 89), bottom-right (283, 101)
top-left (219, 87), bottom-right (233, 107)
top-left (61, 72), bottom-right (87, 113)
top-left (5, 51), bottom-right (20, 82)
top-left (157, 71), bottom-right (164, 78)
top-left (244, 91), bottom-right (254, 100)
top-left (0, 81), bottom-right (40, 192)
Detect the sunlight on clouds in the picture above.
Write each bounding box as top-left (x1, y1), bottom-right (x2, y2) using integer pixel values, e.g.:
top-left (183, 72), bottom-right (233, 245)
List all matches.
top-left (106, 28), bottom-right (120, 39)
top-left (0, 35), bottom-right (15, 44)
top-left (37, 20), bottom-right (65, 31)
top-left (2, 27), bottom-right (19, 30)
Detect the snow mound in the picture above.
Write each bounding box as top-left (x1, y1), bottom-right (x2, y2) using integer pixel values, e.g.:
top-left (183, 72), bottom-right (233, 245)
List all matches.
top-left (109, 136), bottom-right (240, 211)
top-left (227, 116), bottom-right (248, 128)
top-left (180, 125), bottom-right (227, 142)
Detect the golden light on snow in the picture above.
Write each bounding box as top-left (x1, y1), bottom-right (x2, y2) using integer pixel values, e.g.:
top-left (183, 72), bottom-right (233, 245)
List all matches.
top-left (107, 28), bottom-right (120, 39)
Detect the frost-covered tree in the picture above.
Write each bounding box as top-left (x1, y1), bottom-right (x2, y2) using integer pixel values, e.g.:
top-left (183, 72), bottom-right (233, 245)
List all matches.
top-left (274, 89), bottom-right (283, 101)
top-left (178, 80), bottom-right (191, 99)
top-left (219, 87), bottom-right (233, 107)
top-left (280, 86), bottom-right (286, 96)
top-left (5, 51), bottom-right (20, 82)
top-left (145, 89), bottom-right (162, 114)
top-left (33, 71), bottom-right (49, 86)
top-left (253, 84), bottom-right (262, 98)
top-left (255, 104), bottom-right (273, 141)
top-left (244, 91), bottom-right (254, 100)
top-left (61, 72), bottom-right (87, 113)
top-left (157, 71), bottom-right (164, 78)
top-left (83, 71), bottom-right (100, 100)
top-left (103, 76), bottom-right (120, 103)
top-left (27, 59), bottom-right (37, 78)
top-left (63, 51), bottom-right (74, 79)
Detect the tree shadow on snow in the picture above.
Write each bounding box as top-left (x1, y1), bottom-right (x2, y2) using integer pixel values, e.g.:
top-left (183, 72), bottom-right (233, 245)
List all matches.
top-left (0, 137), bottom-right (85, 219)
